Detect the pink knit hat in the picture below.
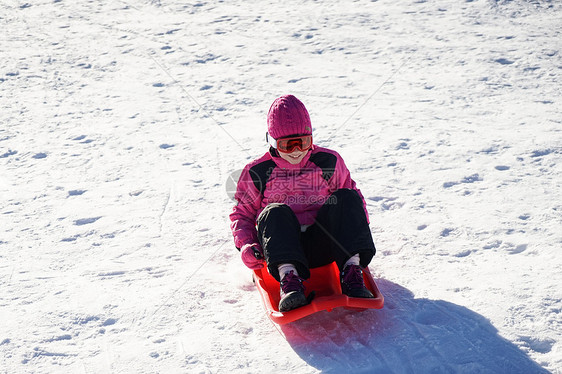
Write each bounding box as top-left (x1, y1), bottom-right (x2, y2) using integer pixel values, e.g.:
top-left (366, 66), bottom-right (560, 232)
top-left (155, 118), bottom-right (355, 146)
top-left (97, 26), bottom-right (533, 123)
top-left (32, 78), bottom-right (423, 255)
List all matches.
top-left (267, 95), bottom-right (312, 139)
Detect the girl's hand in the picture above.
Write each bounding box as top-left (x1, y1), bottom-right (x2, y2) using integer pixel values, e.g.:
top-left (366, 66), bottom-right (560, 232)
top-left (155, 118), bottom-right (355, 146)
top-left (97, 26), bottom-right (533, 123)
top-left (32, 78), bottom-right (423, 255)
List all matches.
top-left (241, 244), bottom-right (265, 270)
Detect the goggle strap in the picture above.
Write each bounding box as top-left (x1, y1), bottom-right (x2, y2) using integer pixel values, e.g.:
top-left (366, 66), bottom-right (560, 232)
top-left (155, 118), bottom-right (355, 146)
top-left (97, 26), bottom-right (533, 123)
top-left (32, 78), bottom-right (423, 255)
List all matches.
top-left (266, 132), bottom-right (278, 149)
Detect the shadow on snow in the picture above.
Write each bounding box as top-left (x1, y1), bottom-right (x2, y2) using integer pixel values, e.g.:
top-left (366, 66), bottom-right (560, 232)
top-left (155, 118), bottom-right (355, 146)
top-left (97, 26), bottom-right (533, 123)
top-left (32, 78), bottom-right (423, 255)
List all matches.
top-left (280, 279), bottom-right (548, 374)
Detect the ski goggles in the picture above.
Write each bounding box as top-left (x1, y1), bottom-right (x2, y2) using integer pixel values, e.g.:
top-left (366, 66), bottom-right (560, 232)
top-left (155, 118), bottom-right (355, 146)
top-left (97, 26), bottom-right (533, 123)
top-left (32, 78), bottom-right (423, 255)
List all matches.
top-left (267, 133), bottom-right (313, 153)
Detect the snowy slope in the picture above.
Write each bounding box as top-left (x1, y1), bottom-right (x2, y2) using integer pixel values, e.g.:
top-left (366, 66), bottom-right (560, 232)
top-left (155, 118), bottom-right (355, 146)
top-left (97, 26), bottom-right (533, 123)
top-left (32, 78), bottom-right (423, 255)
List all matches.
top-left (1, 0), bottom-right (561, 373)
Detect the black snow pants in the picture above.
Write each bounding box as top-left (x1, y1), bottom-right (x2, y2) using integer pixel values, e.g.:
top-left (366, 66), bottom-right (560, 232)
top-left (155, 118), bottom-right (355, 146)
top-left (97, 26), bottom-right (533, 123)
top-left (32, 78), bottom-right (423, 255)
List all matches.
top-left (256, 188), bottom-right (376, 281)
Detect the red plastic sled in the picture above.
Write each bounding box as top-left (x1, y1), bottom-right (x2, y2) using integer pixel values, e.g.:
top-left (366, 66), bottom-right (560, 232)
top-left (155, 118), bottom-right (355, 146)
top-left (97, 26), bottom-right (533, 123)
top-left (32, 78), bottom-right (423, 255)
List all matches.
top-left (253, 262), bottom-right (384, 324)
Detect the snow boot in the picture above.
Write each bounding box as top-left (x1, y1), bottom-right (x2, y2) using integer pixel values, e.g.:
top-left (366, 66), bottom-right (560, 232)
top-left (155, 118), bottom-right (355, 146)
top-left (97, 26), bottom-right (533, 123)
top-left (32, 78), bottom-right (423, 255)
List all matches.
top-left (279, 271), bottom-right (307, 312)
top-left (341, 265), bottom-right (374, 298)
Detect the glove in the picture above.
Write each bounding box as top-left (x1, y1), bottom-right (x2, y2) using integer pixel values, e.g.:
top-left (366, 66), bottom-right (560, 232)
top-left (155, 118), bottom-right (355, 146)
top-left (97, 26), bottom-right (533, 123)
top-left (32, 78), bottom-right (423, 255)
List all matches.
top-left (240, 243), bottom-right (265, 270)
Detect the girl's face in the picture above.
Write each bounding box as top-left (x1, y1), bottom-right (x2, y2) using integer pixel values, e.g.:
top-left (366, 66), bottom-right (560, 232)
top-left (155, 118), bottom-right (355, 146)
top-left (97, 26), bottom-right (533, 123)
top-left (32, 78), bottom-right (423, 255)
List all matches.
top-left (279, 149), bottom-right (308, 164)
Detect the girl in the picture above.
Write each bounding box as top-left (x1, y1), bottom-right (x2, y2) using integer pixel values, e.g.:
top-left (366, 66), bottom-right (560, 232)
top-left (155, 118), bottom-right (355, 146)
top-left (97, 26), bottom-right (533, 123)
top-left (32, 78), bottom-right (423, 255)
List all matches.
top-left (230, 95), bottom-right (376, 312)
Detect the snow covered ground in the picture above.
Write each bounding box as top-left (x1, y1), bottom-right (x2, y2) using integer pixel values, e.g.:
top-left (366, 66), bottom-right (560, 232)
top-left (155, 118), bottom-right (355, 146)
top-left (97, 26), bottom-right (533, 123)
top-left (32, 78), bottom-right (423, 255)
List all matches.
top-left (1, 0), bottom-right (561, 372)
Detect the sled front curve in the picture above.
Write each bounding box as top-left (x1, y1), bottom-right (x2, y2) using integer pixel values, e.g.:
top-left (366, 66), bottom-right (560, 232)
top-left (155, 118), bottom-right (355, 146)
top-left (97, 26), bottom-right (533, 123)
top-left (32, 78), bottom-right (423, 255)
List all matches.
top-left (253, 262), bottom-right (384, 325)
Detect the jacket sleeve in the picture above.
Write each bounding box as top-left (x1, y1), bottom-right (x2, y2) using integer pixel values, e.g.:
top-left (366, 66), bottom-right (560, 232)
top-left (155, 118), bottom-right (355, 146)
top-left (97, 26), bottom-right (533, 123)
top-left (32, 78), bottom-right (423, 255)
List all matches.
top-left (229, 165), bottom-right (262, 250)
top-left (332, 154), bottom-right (371, 224)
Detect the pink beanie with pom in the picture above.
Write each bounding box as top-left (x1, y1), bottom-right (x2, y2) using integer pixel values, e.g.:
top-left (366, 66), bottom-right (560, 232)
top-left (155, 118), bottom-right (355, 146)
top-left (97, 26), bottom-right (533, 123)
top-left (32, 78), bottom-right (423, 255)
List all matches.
top-left (267, 95), bottom-right (312, 139)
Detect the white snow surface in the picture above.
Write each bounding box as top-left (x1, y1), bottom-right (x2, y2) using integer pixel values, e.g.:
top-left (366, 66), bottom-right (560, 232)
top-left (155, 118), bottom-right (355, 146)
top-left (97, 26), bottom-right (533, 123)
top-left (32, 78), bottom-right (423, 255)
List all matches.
top-left (1, 0), bottom-right (561, 373)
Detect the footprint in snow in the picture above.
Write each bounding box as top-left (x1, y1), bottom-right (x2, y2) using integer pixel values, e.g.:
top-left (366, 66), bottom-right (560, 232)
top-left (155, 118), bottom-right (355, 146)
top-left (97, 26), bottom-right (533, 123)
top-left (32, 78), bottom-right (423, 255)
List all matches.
top-left (507, 244), bottom-right (527, 254)
top-left (454, 250), bottom-right (472, 258)
top-left (495, 58), bottom-right (514, 65)
top-left (68, 189), bottom-right (86, 196)
top-left (102, 318), bottom-right (117, 326)
top-left (530, 149), bottom-right (553, 158)
top-left (483, 240), bottom-right (502, 250)
top-left (495, 165), bottom-right (510, 171)
top-left (440, 228), bottom-right (455, 237)
top-left (0, 150), bottom-right (17, 158)
top-left (519, 336), bottom-right (555, 354)
top-left (396, 141), bottom-right (409, 150)
top-left (443, 173), bottom-right (482, 188)
top-left (74, 217), bottom-right (101, 225)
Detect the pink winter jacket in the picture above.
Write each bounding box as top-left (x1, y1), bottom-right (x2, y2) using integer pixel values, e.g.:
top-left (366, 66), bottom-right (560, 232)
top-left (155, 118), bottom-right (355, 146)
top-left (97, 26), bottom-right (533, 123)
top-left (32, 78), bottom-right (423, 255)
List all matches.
top-left (229, 145), bottom-right (369, 250)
